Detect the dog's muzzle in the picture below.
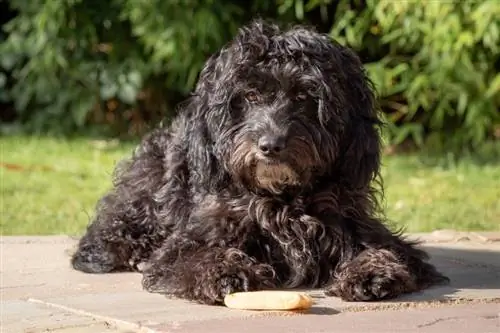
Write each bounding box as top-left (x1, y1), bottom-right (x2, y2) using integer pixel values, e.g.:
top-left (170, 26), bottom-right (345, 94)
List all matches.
top-left (254, 155), bottom-right (300, 194)
top-left (257, 134), bottom-right (287, 157)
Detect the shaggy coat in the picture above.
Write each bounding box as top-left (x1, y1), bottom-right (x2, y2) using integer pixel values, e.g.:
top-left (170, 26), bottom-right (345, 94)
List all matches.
top-left (71, 20), bottom-right (448, 305)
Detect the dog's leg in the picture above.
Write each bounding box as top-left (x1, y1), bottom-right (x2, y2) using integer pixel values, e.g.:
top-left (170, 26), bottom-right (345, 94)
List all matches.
top-left (142, 240), bottom-right (277, 305)
top-left (325, 224), bottom-right (449, 301)
top-left (71, 128), bottom-right (189, 273)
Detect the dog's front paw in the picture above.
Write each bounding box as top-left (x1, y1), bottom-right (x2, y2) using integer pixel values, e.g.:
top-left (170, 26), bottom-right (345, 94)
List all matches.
top-left (210, 273), bottom-right (250, 303)
top-left (325, 249), bottom-right (417, 302)
top-left (325, 273), bottom-right (404, 301)
top-left (71, 242), bottom-right (120, 274)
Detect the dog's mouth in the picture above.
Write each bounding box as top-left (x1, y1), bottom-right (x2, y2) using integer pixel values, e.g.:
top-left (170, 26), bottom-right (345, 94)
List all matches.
top-left (228, 138), bottom-right (312, 195)
top-left (254, 157), bottom-right (301, 194)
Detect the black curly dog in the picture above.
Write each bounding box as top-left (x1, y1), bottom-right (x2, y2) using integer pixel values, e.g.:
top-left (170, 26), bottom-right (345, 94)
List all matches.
top-left (71, 20), bottom-right (448, 304)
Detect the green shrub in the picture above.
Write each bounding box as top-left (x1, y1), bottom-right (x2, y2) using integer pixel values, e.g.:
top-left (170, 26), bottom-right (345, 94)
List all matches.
top-left (327, 0), bottom-right (500, 152)
top-left (0, 0), bottom-right (248, 137)
top-left (1, 0), bottom-right (499, 153)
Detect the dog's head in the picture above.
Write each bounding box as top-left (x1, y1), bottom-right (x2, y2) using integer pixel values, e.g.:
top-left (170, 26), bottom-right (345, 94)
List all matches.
top-left (188, 20), bottom-right (381, 195)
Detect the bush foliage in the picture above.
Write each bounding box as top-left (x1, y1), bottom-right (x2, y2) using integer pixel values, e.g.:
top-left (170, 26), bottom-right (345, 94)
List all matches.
top-left (1, 0), bottom-right (499, 152)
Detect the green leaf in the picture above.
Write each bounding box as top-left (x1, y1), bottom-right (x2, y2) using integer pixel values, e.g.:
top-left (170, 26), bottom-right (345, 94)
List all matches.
top-left (393, 125), bottom-right (413, 145)
top-left (117, 83), bottom-right (137, 104)
top-left (295, 0), bottom-right (304, 20)
top-left (100, 83), bottom-right (118, 100)
top-left (0, 53), bottom-right (19, 71)
top-left (457, 92), bottom-right (468, 116)
top-left (72, 95), bottom-right (95, 127)
top-left (0, 72), bottom-right (7, 88)
top-left (127, 71), bottom-right (142, 88)
top-left (15, 87), bottom-right (33, 112)
top-left (485, 74), bottom-right (500, 98)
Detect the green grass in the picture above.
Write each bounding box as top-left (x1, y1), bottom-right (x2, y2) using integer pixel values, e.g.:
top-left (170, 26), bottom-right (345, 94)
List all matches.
top-left (1, 135), bottom-right (499, 235)
top-left (381, 155), bottom-right (499, 232)
top-left (1, 136), bottom-right (135, 235)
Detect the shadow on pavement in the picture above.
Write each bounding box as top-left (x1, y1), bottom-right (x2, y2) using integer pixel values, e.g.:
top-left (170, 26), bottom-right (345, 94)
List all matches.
top-left (293, 244), bottom-right (500, 314)
top-left (391, 245), bottom-right (500, 302)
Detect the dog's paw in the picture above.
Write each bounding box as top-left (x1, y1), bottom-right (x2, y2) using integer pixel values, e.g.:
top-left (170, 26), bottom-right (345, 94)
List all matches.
top-left (71, 244), bottom-right (118, 274)
top-left (325, 249), bottom-right (417, 302)
top-left (207, 273), bottom-right (250, 304)
top-left (325, 273), bottom-right (400, 301)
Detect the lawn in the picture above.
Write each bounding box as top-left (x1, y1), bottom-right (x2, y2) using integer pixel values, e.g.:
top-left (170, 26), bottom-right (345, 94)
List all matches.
top-left (1, 135), bottom-right (499, 235)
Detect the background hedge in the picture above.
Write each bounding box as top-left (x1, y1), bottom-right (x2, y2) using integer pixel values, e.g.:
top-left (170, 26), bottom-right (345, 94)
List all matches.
top-left (1, 0), bottom-right (499, 154)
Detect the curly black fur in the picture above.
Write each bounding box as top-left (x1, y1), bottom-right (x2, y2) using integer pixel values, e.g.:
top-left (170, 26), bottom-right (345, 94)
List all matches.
top-left (71, 20), bottom-right (449, 305)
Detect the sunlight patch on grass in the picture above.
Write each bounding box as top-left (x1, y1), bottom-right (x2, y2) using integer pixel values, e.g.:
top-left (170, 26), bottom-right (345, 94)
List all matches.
top-left (1, 136), bottom-right (134, 235)
top-left (381, 155), bottom-right (500, 232)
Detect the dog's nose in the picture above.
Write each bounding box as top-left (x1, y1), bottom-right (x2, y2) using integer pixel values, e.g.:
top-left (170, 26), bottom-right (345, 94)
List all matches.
top-left (258, 135), bottom-right (287, 156)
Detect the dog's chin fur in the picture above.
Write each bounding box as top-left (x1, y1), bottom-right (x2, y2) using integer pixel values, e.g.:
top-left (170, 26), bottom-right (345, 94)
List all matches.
top-left (254, 159), bottom-right (301, 195)
top-left (228, 136), bottom-right (317, 196)
top-left (71, 19), bottom-right (449, 306)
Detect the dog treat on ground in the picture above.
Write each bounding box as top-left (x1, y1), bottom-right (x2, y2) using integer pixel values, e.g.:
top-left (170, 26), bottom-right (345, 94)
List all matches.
top-left (224, 291), bottom-right (313, 310)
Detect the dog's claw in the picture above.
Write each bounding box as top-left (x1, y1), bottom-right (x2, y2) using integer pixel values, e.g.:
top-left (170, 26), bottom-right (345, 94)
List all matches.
top-left (213, 274), bottom-right (250, 303)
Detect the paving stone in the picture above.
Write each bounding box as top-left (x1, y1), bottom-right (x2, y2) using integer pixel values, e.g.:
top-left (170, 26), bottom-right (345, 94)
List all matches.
top-left (2, 236), bottom-right (500, 333)
top-left (1, 300), bottom-right (134, 333)
top-left (31, 292), bottom-right (256, 324)
top-left (471, 232), bottom-right (500, 242)
top-left (153, 303), bottom-right (500, 333)
top-left (1, 236), bottom-right (142, 301)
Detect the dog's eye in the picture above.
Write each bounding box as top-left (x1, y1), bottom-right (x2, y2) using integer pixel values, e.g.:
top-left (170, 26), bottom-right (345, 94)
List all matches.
top-left (245, 91), bottom-right (259, 102)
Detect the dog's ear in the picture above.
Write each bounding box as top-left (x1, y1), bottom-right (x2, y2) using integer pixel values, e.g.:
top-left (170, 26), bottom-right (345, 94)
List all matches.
top-left (315, 42), bottom-right (382, 189)
top-left (182, 50), bottom-right (234, 191)
top-left (336, 47), bottom-right (382, 190)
